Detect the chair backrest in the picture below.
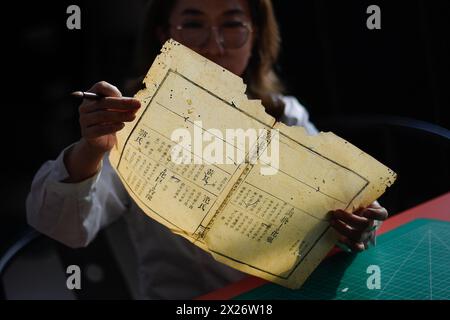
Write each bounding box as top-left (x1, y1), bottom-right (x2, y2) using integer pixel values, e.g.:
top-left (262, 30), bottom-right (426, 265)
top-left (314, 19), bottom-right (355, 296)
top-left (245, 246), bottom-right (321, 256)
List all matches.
top-left (0, 228), bottom-right (41, 299)
top-left (316, 115), bottom-right (450, 214)
top-left (0, 223), bottom-right (134, 300)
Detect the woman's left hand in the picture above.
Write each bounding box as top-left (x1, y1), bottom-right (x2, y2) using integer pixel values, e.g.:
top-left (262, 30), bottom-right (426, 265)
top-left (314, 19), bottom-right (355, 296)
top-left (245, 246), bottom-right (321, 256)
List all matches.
top-left (329, 201), bottom-right (388, 252)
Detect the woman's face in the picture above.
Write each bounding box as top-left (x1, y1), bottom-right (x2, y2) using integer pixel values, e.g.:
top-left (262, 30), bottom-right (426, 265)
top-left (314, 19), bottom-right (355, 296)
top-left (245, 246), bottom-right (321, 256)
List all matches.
top-left (166, 0), bottom-right (254, 77)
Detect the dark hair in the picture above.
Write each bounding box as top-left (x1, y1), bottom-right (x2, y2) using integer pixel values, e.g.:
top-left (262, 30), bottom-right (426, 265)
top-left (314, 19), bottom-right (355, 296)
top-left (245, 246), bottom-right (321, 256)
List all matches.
top-left (132, 0), bottom-right (285, 120)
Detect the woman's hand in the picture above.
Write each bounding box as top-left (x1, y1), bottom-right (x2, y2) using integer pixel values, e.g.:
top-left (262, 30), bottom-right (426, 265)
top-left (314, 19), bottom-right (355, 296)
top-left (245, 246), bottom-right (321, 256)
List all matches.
top-left (329, 201), bottom-right (388, 252)
top-left (79, 81), bottom-right (141, 153)
top-left (64, 81), bottom-right (141, 182)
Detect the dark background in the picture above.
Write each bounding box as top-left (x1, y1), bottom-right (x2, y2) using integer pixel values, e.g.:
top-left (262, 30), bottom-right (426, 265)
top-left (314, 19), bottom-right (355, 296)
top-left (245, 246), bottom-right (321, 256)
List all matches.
top-left (1, 0), bottom-right (449, 297)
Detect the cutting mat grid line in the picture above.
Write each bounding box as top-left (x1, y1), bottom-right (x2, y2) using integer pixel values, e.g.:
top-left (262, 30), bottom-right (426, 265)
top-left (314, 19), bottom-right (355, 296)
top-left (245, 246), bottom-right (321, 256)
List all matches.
top-left (234, 219), bottom-right (450, 300)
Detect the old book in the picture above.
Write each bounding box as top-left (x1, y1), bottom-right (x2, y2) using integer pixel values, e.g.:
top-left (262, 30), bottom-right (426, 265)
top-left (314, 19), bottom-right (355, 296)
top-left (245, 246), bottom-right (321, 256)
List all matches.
top-left (109, 39), bottom-right (396, 289)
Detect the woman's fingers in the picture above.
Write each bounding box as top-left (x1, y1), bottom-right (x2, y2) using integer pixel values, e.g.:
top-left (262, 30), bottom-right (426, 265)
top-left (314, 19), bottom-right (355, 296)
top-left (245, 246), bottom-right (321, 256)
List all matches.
top-left (330, 202), bottom-right (387, 253)
top-left (81, 109), bottom-right (137, 128)
top-left (79, 97), bottom-right (141, 114)
top-left (339, 236), bottom-right (365, 252)
top-left (75, 81), bottom-right (140, 152)
top-left (332, 209), bottom-right (372, 230)
top-left (82, 122), bottom-right (125, 139)
top-left (77, 84), bottom-right (141, 135)
top-left (330, 218), bottom-right (372, 243)
top-left (78, 81), bottom-right (140, 117)
top-left (78, 81), bottom-right (124, 114)
top-left (89, 81), bottom-right (122, 97)
top-left (358, 204), bottom-right (388, 221)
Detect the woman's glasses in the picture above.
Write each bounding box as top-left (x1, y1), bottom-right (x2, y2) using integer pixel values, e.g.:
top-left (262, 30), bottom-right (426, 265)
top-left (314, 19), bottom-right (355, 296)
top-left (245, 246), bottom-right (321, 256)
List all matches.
top-left (173, 21), bottom-right (252, 49)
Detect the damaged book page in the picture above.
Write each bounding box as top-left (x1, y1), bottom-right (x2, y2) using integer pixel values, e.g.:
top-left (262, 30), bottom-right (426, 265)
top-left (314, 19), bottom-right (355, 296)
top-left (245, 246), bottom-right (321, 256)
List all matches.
top-left (109, 39), bottom-right (397, 289)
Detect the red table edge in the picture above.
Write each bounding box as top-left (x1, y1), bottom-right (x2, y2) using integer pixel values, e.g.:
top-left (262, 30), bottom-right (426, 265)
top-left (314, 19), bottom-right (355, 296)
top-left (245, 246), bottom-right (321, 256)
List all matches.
top-left (197, 192), bottom-right (450, 300)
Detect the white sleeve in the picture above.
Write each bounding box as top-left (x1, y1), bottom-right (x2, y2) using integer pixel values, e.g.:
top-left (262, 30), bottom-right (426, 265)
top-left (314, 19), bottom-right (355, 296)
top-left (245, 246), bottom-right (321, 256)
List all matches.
top-left (26, 144), bottom-right (130, 248)
top-left (280, 96), bottom-right (319, 135)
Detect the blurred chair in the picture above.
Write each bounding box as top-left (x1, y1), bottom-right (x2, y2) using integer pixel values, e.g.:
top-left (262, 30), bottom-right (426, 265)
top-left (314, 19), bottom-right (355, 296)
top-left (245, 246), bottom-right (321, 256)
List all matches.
top-left (0, 217), bottom-right (138, 300)
top-left (0, 228), bottom-right (41, 299)
top-left (316, 114), bottom-right (450, 214)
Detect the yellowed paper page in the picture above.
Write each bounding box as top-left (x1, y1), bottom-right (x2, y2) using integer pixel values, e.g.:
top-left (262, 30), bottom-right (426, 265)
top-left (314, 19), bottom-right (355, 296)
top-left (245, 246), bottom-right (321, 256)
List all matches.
top-left (205, 125), bottom-right (396, 288)
top-left (109, 39), bottom-right (396, 289)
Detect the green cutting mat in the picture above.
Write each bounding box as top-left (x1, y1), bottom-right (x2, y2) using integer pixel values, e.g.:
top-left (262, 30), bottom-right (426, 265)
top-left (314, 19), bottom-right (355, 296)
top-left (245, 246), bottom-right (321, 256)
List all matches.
top-left (235, 219), bottom-right (450, 300)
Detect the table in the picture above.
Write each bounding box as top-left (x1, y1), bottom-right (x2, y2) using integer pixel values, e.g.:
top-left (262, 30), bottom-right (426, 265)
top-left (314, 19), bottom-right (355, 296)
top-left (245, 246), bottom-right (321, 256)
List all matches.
top-left (198, 192), bottom-right (450, 300)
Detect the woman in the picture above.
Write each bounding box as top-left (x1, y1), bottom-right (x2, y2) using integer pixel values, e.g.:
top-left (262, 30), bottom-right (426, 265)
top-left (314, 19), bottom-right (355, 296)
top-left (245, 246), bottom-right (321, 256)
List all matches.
top-left (26, 0), bottom-right (387, 299)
